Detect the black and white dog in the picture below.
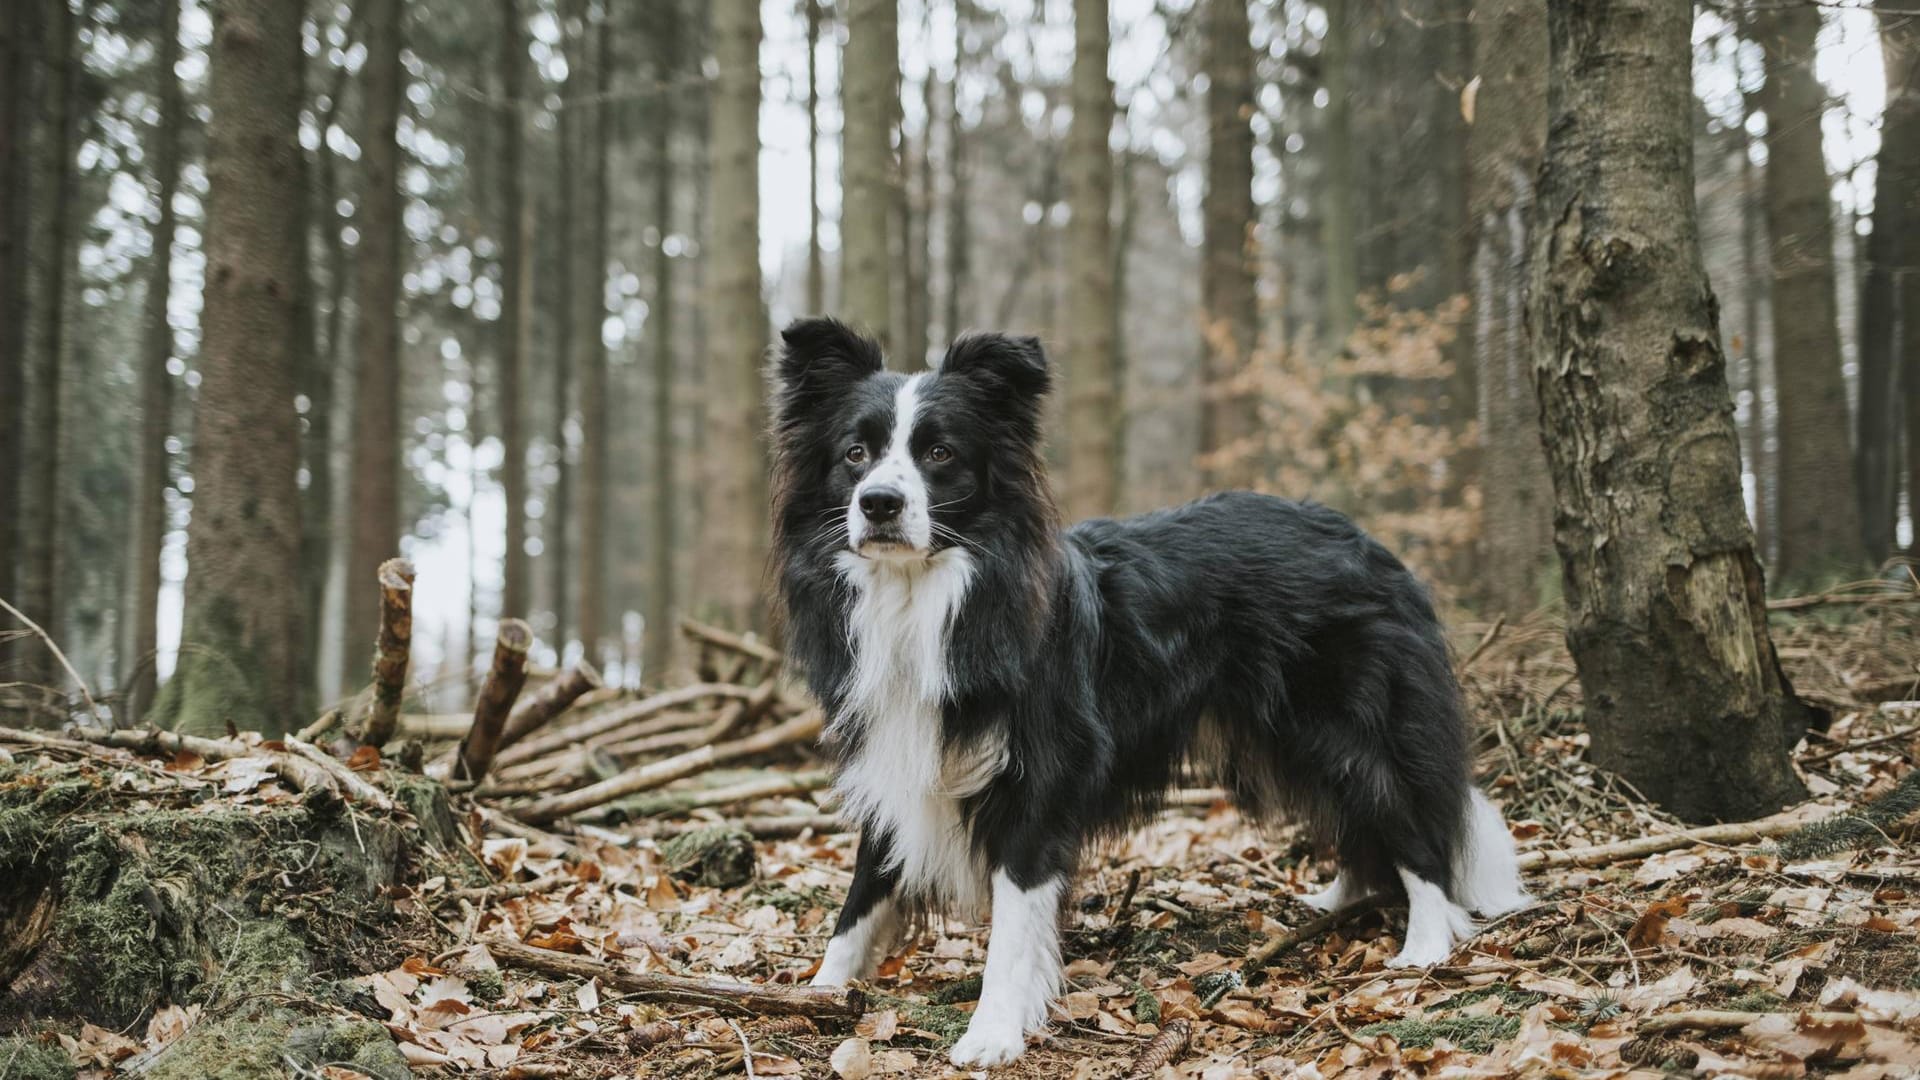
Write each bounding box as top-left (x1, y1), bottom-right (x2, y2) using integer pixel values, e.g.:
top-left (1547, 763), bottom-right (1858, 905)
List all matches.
top-left (769, 319), bottom-right (1528, 1068)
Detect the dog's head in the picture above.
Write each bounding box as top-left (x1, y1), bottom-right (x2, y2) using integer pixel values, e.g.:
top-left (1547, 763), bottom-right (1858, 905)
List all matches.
top-left (769, 317), bottom-right (1055, 565)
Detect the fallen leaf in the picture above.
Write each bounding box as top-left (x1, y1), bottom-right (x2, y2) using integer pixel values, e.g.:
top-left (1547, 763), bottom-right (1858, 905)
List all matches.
top-left (830, 1037), bottom-right (873, 1079)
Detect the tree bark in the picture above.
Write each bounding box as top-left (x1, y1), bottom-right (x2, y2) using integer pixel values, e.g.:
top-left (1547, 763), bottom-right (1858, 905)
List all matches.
top-left (697, 0), bottom-right (766, 631)
top-left (344, 0), bottom-right (405, 692)
top-left (549, 0), bottom-right (581, 650)
top-left (805, 0), bottom-right (824, 314)
top-left (0, 0), bottom-right (34, 644)
top-left (1528, 0), bottom-right (1807, 823)
top-left (1199, 0), bottom-right (1259, 491)
top-left (358, 557), bottom-right (415, 748)
top-left (1320, 0), bottom-right (1357, 349)
top-left (1065, 0), bottom-right (1118, 521)
top-left (153, 0), bottom-right (306, 737)
top-left (644, 0), bottom-right (678, 682)
top-left (1468, 0), bottom-right (1553, 617)
top-left (454, 618), bottom-right (533, 783)
top-left (841, 0), bottom-right (897, 345)
top-left (1752, 4), bottom-right (1865, 578)
top-left (124, 0), bottom-right (185, 722)
top-left (575, 1), bottom-right (613, 659)
top-left (498, 0), bottom-right (531, 621)
top-left (945, 2), bottom-right (970, 339)
top-left (1864, 0), bottom-right (1920, 562)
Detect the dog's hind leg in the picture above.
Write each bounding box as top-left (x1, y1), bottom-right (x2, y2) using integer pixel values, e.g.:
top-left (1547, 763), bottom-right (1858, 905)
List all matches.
top-left (1297, 871), bottom-right (1363, 913)
top-left (1451, 788), bottom-right (1531, 918)
top-left (814, 830), bottom-right (903, 986)
top-left (1390, 867), bottom-right (1476, 967)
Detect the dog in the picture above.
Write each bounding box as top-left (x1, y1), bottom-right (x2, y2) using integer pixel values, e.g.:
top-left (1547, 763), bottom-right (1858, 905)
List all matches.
top-left (768, 318), bottom-right (1529, 1068)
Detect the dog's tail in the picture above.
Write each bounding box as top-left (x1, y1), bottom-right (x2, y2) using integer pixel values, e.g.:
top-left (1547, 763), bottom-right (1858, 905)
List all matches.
top-left (1449, 788), bottom-right (1530, 917)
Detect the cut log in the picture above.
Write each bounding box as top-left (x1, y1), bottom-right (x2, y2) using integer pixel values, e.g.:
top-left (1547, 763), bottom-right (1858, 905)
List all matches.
top-left (487, 939), bottom-right (863, 1018)
top-left (360, 557), bottom-right (416, 748)
top-left (454, 619), bottom-right (534, 783)
top-left (513, 697), bottom-right (813, 825)
top-left (497, 658), bottom-right (605, 753)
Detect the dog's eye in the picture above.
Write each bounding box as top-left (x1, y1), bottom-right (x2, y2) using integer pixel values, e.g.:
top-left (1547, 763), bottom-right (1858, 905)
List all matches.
top-left (845, 444), bottom-right (867, 465)
top-left (926, 444), bottom-right (953, 464)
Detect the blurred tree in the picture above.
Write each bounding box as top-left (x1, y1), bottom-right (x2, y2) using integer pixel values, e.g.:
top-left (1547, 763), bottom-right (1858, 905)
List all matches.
top-left (842, 0), bottom-right (897, 346)
top-left (1530, 0), bottom-right (1807, 822)
top-left (645, 0), bottom-right (679, 680)
top-left (0, 1), bottom-right (36, 681)
top-left (806, 0), bottom-right (825, 314)
top-left (124, 0), bottom-right (185, 721)
top-left (698, 0), bottom-right (765, 630)
top-left (498, 0), bottom-right (531, 622)
top-left (1858, 0), bottom-right (1918, 562)
top-left (944, 1), bottom-right (970, 344)
top-left (344, 0), bottom-right (405, 685)
top-left (1065, 0), bottom-right (1117, 520)
top-left (549, 0), bottom-right (587, 650)
top-left (576, 2), bottom-right (613, 659)
top-left (1320, 0), bottom-right (1356, 348)
top-left (154, 0), bottom-right (306, 737)
top-left (1200, 0), bottom-right (1258, 491)
top-left (1752, 3), bottom-right (1864, 579)
top-left (1468, 0), bottom-right (1553, 617)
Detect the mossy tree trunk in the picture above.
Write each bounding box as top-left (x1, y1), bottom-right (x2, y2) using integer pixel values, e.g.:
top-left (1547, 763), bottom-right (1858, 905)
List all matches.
top-left (1065, 0), bottom-right (1117, 521)
top-left (1528, 0), bottom-right (1808, 823)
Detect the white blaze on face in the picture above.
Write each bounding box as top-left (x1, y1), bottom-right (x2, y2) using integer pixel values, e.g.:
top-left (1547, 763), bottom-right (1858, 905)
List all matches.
top-left (848, 373), bottom-right (932, 552)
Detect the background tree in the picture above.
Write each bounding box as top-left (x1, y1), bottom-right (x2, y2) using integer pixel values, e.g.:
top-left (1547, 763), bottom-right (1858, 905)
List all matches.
top-left (576, 3), bottom-right (613, 660)
top-left (644, 0), bottom-right (680, 681)
top-left (1199, 0), bottom-right (1258, 492)
top-left (1065, 0), bottom-right (1117, 520)
top-left (0, 2), bottom-right (31, 652)
top-left (153, 0), bottom-right (306, 737)
top-left (1752, 4), bottom-right (1863, 580)
top-left (498, 0), bottom-right (531, 623)
top-left (1320, 0), bottom-right (1357, 348)
top-left (841, 0), bottom-right (898, 345)
top-left (1529, 0), bottom-right (1807, 822)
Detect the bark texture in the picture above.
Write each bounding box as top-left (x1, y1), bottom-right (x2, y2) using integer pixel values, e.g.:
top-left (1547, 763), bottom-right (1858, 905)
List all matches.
top-left (1529, 0), bottom-right (1806, 823)
top-left (1199, 0), bottom-right (1259, 491)
top-left (841, 0), bottom-right (898, 344)
top-left (1860, 1), bottom-right (1920, 561)
top-left (1320, 0), bottom-right (1357, 348)
top-left (1065, 0), bottom-right (1118, 520)
top-left (0, 0), bottom-right (32, 636)
top-left (645, 0), bottom-right (679, 681)
top-left (575, 4), bottom-right (613, 657)
top-left (1469, 0), bottom-right (1553, 617)
top-left (344, 0), bottom-right (405, 689)
top-left (498, 0), bottom-right (531, 621)
top-left (154, 0), bottom-right (306, 737)
top-left (1752, 4), bottom-right (1864, 578)
top-left (805, 0), bottom-right (824, 314)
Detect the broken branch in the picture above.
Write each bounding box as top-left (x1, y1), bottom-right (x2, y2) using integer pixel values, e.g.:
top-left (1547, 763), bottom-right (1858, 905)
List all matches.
top-left (487, 939), bottom-right (864, 1019)
top-left (1636, 1010), bottom-right (1862, 1035)
top-left (454, 618), bottom-right (533, 784)
top-left (680, 618), bottom-right (784, 667)
top-left (1515, 808), bottom-right (1818, 871)
top-left (498, 658), bottom-right (605, 753)
top-left (609, 769), bottom-right (833, 820)
top-left (493, 682), bottom-right (758, 771)
top-left (360, 557), bottom-right (416, 748)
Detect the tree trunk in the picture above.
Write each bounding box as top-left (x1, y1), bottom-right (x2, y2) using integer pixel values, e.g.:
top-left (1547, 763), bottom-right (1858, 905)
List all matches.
top-left (1320, 0), bottom-right (1357, 349)
top-left (1752, 4), bottom-right (1864, 579)
top-left (1738, 56), bottom-right (1770, 559)
top-left (945, 2), bottom-right (970, 339)
top-left (124, 0), bottom-right (185, 722)
top-left (304, 55), bottom-right (351, 705)
top-left (805, 0), bottom-right (824, 314)
top-left (1199, 0), bottom-right (1258, 491)
top-left (153, 0), bottom-right (306, 737)
top-left (697, 0), bottom-right (765, 630)
top-left (644, 0), bottom-right (679, 682)
top-left (343, 0), bottom-right (405, 691)
top-left (576, 3), bottom-right (612, 661)
top-left (0, 1), bottom-right (33, 641)
top-left (1862, 1), bottom-right (1920, 562)
top-left (1468, 0), bottom-right (1553, 617)
top-left (548, 0), bottom-right (583, 651)
top-left (1065, 0), bottom-right (1117, 520)
top-left (1529, 0), bottom-right (1807, 823)
top-left (841, 0), bottom-right (897, 346)
top-left (498, 0), bottom-right (531, 622)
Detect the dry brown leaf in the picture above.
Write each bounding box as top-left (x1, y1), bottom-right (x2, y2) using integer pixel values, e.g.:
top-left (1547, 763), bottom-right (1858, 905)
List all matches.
top-left (1626, 896), bottom-right (1691, 949)
top-left (854, 1009), bottom-right (897, 1042)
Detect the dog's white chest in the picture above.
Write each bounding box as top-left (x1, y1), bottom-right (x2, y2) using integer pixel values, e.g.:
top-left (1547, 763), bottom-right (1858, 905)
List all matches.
top-left (831, 551), bottom-right (1001, 917)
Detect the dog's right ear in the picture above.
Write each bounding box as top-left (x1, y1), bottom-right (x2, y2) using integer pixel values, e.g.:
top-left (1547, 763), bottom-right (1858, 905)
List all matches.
top-left (772, 318), bottom-right (885, 417)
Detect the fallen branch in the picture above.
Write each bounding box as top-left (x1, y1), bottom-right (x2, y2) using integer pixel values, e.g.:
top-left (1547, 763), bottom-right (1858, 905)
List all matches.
top-left (1459, 615), bottom-right (1506, 672)
top-left (487, 939), bottom-right (863, 1019)
top-left (1636, 1010), bottom-right (1862, 1035)
top-left (498, 659), bottom-right (605, 753)
top-left (680, 618), bottom-right (784, 667)
top-left (493, 683), bottom-right (758, 771)
top-left (437, 872), bottom-right (572, 905)
top-left (283, 735), bottom-right (396, 812)
top-left (454, 619), bottom-right (534, 783)
top-left (360, 558), bottom-right (416, 748)
top-left (654, 813), bottom-right (846, 839)
top-left (1121, 1018), bottom-right (1192, 1080)
top-left (606, 769), bottom-right (832, 820)
top-left (513, 696), bottom-right (812, 826)
top-left (1, 725), bottom-right (352, 806)
top-left (0, 596), bottom-right (108, 727)
top-left (1247, 901), bottom-right (1378, 967)
top-left (1515, 808), bottom-right (1820, 871)
top-left (1767, 584), bottom-right (1919, 612)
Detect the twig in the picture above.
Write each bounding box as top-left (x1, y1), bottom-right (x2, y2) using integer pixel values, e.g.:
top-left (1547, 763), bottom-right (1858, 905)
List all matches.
top-left (1515, 808), bottom-right (1818, 871)
top-left (679, 618), bottom-right (784, 667)
top-left (1121, 1018), bottom-right (1191, 1079)
top-left (360, 558), bottom-right (416, 748)
top-left (497, 658), bottom-right (605, 753)
top-left (654, 813), bottom-right (845, 839)
top-left (437, 872), bottom-right (571, 904)
top-left (601, 769), bottom-right (832, 820)
top-left (283, 735), bottom-right (397, 812)
top-left (4, 725), bottom-right (351, 805)
top-left (1637, 1009), bottom-right (1861, 1035)
top-left (1801, 723), bottom-right (1918, 765)
top-left (493, 682), bottom-right (759, 771)
top-left (729, 1019), bottom-right (757, 1080)
top-left (0, 596), bottom-right (108, 727)
top-left (1766, 584), bottom-right (1919, 611)
top-left (486, 939), bottom-right (864, 1018)
top-left (1247, 901), bottom-right (1378, 967)
top-left (1460, 615), bottom-right (1507, 671)
top-left (454, 619), bottom-right (534, 783)
top-left (296, 708), bottom-right (341, 744)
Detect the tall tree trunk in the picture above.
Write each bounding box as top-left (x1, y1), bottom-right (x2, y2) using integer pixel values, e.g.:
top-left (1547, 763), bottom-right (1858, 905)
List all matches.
top-left (304, 57), bottom-right (351, 703)
top-left (576, 3), bottom-right (612, 660)
top-left (644, 0), bottom-right (678, 681)
top-left (1738, 53), bottom-right (1770, 558)
top-left (902, 59), bottom-right (933, 369)
top-left (1529, 0), bottom-right (1807, 823)
top-left (1753, 4), bottom-right (1864, 578)
top-left (154, 0), bottom-right (306, 737)
top-left (499, 0), bottom-right (531, 622)
top-left (344, 0), bottom-right (405, 689)
top-left (1065, 0), bottom-right (1117, 520)
top-left (1468, 0), bottom-right (1552, 617)
top-left (805, 0), bottom-right (824, 314)
top-left (124, 0), bottom-right (185, 722)
top-left (841, 0), bottom-right (896, 345)
top-left (1861, 1), bottom-right (1920, 562)
top-left (697, 0), bottom-right (765, 629)
top-left (1199, 0), bottom-right (1258, 491)
top-left (0, 0), bottom-right (33, 641)
top-left (944, 1), bottom-right (970, 339)
top-left (1320, 0), bottom-right (1357, 349)
top-left (18, 0), bottom-right (76, 696)
top-left (549, 0), bottom-right (585, 651)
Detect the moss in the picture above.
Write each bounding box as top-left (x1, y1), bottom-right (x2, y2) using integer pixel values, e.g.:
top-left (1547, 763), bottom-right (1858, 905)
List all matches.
top-left (1132, 983), bottom-right (1162, 1026)
top-left (1725, 990), bottom-right (1787, 1013)
top-left (1356, 1016), bottom-right (1521, 1053)
top-left (660, 828), bottom-right (756, 888)
top-left (467, 966), bottom-right (506, 1004)
top-left (747, 881), bottom-right (835, 916)
top-left (144, 1007), bottom-right (298, 1080)
top-left (875, 993), bottom-right (972, 1046)
top-left (929, 975), bottom-right (982, 1005)
top-left (1776, 770), bottom-right (1920, 860)
top-left (1435, 983), bottom-right (1545, 1011)
top-left (285, 1018), bottom-right (413, 1080)
top-left (0, 1034), bottom-right (78, 1080)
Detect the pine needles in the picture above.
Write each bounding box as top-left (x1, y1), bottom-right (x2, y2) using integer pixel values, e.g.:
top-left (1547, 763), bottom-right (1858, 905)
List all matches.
top-left (1775, 769), bottom-right (1920, 860)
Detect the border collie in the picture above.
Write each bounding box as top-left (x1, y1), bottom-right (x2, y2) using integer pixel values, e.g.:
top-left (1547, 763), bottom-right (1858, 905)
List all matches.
top-left (769, 319), bottom-right (1529, 1068)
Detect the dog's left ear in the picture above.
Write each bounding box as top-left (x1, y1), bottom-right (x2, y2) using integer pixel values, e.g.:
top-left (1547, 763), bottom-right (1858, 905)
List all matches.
top-left (770, 318), bottom-right (885, 421)
top-left (938, 333), bottom-right (1051, 401)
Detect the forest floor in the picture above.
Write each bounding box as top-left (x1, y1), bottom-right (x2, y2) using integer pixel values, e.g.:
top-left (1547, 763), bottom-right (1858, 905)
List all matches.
top-left (2, 593), bottom-right (1918, 1080)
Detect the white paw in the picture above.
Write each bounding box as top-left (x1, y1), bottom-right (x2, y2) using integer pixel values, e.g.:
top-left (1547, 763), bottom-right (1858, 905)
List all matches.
top-left (1386, 937), bottom-right (1455, 968)
top-left (1297, 881), bottom-right (1348, 913)
top-left (948, 1015), bottom-right (1028, 1069)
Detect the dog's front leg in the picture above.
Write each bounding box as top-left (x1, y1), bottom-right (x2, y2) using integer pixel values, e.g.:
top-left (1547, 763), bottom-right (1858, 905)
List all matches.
top-left (814, 829), bottom-right (901, 986)
top-left (949, 869), bottom-right (1065, 1069)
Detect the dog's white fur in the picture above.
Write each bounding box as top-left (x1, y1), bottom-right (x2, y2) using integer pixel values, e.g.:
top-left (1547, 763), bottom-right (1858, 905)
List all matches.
top-left (847, 373), bottom-right (934, 551)
top-left (948, 872), bottom-right (1065, 1068)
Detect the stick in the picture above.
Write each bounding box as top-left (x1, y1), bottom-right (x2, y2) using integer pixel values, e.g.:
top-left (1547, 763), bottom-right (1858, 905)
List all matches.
top-left (283, 736), bottom-right (397, 813)
top-left (653, 813), bottom-right (846, 839)
top-left (493, 683), bottom-right (759, 771)
top-left (679, 618), bottom-right (784, 667)
top-left (437, 872), bottom-right (572, 905)
top-left (608, 769), bottom-right (832, 820)
top-left (1636, 1010), bottom-right (1862, 1035)
top-left (1514, 809), bottom-right (1816, 871)
top-left (1767, 584), bottom-right (1919, 611)
top-left (498, 659), bottom-right (605, 753)
top-left (3, 725), bottom-right (345, 804)
top-left (1247, 902), bottom-right (1377, 967)
top-left (1459, 615), bottom-right (1506, 672)
top-left (360, 558), bottom-right (416, 748)
top-left (513, 699), bottom-right (813, 825)
top-left (455, 619), bottom-right (534, 783)
top-left (0, 596), bottom-right (108, 727)
top-left (296, 708), bottom-right (341, 744)
top-left (1121, 1019), bottom-right (1192, 1080)
top-left (486, 939), bottom-right (864, 1019)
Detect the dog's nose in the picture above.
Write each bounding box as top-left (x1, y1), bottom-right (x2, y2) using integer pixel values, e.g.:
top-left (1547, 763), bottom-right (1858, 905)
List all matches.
top-left (859, 486), bottom-right (905, 523)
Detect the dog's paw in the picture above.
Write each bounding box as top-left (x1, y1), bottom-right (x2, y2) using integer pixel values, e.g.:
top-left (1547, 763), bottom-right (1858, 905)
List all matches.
top-left (1385, 938), bottom-right (1454, 969)
top-left (1297, 876), bottom-right (1351, 913)
top-left (949, 1015), bottom-right (1028, 1069)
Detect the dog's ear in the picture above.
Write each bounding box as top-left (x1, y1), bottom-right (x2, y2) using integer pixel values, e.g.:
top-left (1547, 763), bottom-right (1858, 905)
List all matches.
top-left (938, 333), bottom-right (1051, 401)
top-left (771, 318), bottom-right (885, 418)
